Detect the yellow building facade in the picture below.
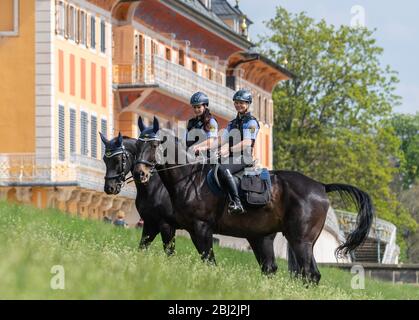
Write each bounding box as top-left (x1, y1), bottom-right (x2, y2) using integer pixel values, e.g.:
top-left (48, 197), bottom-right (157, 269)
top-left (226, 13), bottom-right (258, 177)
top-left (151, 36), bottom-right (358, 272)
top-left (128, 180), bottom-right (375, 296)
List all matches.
top-left (0, 0), bottom-right (292, 223)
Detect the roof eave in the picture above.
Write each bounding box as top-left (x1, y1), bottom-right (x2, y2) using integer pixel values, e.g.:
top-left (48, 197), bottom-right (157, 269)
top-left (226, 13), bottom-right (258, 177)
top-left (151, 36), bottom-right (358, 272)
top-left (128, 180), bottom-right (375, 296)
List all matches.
top-left (162, 0), bottom-right (253, 49)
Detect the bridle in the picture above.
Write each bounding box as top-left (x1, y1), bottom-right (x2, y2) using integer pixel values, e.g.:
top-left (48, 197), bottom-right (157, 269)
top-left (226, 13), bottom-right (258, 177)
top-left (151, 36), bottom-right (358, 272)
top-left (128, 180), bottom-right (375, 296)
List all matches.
top-left (135, 136), bottom-right (160, 177)
top-left (104, 144), bottom-right (132, 186)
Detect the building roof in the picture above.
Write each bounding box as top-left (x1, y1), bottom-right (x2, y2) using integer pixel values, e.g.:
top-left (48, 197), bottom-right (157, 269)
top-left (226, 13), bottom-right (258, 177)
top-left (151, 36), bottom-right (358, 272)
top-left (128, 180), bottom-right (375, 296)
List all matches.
top-left (212, 0), bottom-right (253, 25)
top-left (176, 0), bottom-right (227, 26)
top-left (161, 0), bottom-right (252, 49)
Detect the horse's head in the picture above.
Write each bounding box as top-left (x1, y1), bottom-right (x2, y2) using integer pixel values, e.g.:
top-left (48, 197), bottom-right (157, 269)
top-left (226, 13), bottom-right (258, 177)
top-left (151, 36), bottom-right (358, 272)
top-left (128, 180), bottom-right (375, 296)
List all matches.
top-left (100, 132), bottom-right (128, 194)
top-left (133, 116), bottom-right (161, 184)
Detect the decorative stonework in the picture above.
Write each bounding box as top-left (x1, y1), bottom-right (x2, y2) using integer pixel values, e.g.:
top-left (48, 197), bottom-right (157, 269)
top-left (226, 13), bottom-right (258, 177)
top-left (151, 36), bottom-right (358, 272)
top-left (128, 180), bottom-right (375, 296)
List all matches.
top-left (15, 187), bottom-right (32, 204)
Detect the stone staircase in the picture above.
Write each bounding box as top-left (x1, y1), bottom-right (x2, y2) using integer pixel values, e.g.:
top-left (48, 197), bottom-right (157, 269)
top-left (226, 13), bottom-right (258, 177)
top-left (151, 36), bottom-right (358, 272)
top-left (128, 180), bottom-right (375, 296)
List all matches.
top-left (350, 238), bottom-right (386, 263)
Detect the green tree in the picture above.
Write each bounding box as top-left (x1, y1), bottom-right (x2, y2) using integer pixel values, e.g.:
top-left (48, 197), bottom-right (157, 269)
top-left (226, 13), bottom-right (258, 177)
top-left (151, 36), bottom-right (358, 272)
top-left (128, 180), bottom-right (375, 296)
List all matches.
top-left (399, 183), bottom-right (419, 262)
top-left (259, 7), bottom-right (417, 259)
top-left (389, 113), bottom-right (419, 188)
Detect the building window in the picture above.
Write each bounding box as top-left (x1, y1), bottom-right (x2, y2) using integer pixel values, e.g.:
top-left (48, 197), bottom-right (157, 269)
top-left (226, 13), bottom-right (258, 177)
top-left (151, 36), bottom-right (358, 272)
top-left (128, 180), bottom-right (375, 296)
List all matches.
top-left (178, 49), bottom-right (185, 66)
top-left (70, 109), bottom-right (76, 154)
top-left (69, 6), bottom-right (76, 41)
top-left (75, 9), bottom-right (80, 43)
top-left (58, 105), bottom-right (65, 161)
top-left (206, 68), bottom-right (213, 80)
top-left (192, 60), bottom-right (197, 73)
top-left (100, 119), bottom-right (107, 158)
top-left (90, 15), bottom-right (96, 49)
top-left (165, 47), bottom-right (171, 61)
top-left (0, 0), bottom-right (19, 36)
top-left (100, 20), bottom-right (106, 53)
top-left (91, 115), bottom-right (97, 159)
top-left (55, 1), bottom-right (65, 36)
top-left (80, 111), bottom-right (88, 156)
top-left (80, 11), bottom-right (87, 45)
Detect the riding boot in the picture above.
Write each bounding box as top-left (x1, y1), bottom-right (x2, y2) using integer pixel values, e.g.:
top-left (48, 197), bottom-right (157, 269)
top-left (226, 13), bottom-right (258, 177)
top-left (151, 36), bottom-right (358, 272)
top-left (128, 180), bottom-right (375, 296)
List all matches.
top-left (223, 169), bottom-right (245, 215)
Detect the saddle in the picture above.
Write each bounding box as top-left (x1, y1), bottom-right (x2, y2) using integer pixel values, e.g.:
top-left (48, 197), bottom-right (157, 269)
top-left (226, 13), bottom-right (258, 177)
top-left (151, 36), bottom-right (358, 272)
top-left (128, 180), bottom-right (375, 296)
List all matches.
top-left (206, 165), bottom-right (272, 208)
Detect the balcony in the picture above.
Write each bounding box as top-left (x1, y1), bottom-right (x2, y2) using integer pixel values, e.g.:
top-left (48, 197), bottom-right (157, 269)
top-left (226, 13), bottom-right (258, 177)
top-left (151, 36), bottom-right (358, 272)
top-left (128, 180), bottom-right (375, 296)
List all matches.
top-left (0, 153), bottom-right (137, 199)
top-left (114, 54), bottom-right (241, 119)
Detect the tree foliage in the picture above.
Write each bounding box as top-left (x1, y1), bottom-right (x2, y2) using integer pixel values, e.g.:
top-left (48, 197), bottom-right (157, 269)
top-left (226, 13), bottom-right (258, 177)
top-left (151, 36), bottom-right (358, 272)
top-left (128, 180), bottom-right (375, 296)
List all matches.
top-left (259, 7), bottom-right (417, 258)
top-left (389, 113), bottom-right (419, 188)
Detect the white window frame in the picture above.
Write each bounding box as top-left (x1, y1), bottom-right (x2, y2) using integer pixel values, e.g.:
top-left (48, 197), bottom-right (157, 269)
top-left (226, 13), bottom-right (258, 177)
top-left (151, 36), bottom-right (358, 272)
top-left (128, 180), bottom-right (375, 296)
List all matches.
top-left (0, 0), bottom-right (19, 37)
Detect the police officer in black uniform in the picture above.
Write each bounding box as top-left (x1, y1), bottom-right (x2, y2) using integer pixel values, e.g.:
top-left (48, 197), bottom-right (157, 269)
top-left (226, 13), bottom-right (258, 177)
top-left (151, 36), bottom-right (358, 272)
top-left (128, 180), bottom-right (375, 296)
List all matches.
top-left (186, 92), bottom-right (218, 156)
top-left (218, 89), bottom-right (260, 214)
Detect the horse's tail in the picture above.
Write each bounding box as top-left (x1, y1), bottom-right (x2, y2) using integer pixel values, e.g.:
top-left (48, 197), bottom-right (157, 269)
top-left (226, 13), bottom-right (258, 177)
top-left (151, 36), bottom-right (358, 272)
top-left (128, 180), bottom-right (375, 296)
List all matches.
top-left (323, 183), bottom-right (374, 258)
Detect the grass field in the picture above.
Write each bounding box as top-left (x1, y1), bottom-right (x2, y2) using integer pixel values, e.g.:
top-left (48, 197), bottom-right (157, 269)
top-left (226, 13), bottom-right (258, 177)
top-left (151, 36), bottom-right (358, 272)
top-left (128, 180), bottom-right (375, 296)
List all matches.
top-left (0, 201), bottom-right (417, 300)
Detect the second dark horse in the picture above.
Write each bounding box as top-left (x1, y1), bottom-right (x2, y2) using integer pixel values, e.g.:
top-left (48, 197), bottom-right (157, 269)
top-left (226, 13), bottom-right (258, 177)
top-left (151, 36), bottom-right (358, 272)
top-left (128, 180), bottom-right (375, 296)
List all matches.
top-left (100, 132), bottom-right (177, 255)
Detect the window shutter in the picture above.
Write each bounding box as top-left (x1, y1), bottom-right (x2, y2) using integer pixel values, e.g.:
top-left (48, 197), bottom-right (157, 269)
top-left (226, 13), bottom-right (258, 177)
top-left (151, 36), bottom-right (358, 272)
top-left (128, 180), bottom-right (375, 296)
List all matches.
top-left (70, 109), bottom-right (76, 154)
top-left (80, 111), bottom-right (88, 156)
top-left (91, 16), bottom-right (96, 49)
top-left (100, 119), bottom-right (107, 158)
top-left (58, 105), bottom-right (65, 161)
top-left (91, 115), bottom-right (97, 159)
top-left (100, 20), bottom-right (106, 53)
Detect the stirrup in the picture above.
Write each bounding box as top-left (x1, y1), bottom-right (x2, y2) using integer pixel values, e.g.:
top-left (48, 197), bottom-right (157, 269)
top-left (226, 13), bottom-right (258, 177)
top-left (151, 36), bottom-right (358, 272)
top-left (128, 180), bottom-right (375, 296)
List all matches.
top-left (228, 200), bottom-right (245, 215)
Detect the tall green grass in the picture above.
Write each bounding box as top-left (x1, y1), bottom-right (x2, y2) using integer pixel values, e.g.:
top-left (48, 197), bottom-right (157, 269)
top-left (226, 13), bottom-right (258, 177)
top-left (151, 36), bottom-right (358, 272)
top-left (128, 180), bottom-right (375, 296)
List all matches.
top-left (0, 201), bottom-right (417, 300)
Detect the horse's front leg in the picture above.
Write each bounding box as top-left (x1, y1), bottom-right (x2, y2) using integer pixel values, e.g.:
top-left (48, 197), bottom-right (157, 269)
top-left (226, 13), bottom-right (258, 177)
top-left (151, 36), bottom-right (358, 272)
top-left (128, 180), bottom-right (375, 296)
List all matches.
top-left (189, 220), bottom-right (217, 265)
top-left (139, 222), bottom-right (158, 250)
top-left (159, 222), bottom-right (176, 256)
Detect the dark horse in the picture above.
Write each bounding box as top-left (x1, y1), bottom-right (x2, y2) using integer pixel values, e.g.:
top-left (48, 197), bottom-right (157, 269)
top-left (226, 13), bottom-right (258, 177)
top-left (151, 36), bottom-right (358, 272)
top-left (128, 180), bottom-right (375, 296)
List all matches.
top-left (100, 132), bottom-right (177, 255)
top-left (133, 118), bottom-right (374, 284)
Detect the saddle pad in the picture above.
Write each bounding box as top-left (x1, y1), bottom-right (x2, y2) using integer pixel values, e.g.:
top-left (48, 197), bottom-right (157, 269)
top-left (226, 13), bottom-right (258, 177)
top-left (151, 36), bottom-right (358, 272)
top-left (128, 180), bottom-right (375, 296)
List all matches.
top-left (241, 175), bottom-right (266, 193)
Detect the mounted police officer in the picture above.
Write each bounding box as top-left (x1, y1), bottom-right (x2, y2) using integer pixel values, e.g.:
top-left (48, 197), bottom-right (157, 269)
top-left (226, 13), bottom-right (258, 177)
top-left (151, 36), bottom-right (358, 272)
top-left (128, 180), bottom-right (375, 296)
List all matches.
top-left (218, 89), bottom-right (260, 214)
top-left (186, 92), bottom-right (218, 157)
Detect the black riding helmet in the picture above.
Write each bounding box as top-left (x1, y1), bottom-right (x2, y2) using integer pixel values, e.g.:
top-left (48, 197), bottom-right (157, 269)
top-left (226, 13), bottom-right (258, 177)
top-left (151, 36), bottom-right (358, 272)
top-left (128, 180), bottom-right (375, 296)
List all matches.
top-left (190, 92), bottom-right (209, 106)
top-left (233, 89), bottom-right (252, 104)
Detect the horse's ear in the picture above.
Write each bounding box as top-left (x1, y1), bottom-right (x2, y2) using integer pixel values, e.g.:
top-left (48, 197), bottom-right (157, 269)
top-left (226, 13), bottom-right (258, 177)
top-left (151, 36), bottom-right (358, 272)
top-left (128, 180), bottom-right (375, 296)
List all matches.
top-left (153, 116), bottom-right (159, 134)
top-left (117, 132), bottom-right (123, 146)
top-left (99, 132), bottom-right (109, 146)
top-left (138, 116), bottom-right (145, 133)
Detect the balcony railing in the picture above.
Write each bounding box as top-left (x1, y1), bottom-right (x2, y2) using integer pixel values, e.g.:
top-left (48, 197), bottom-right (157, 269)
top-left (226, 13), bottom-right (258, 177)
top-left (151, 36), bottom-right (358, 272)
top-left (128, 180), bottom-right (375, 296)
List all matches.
top-left (0, 153), bottom-right (137, 199)
top-left (114, 54), bottom-right (240, 119)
